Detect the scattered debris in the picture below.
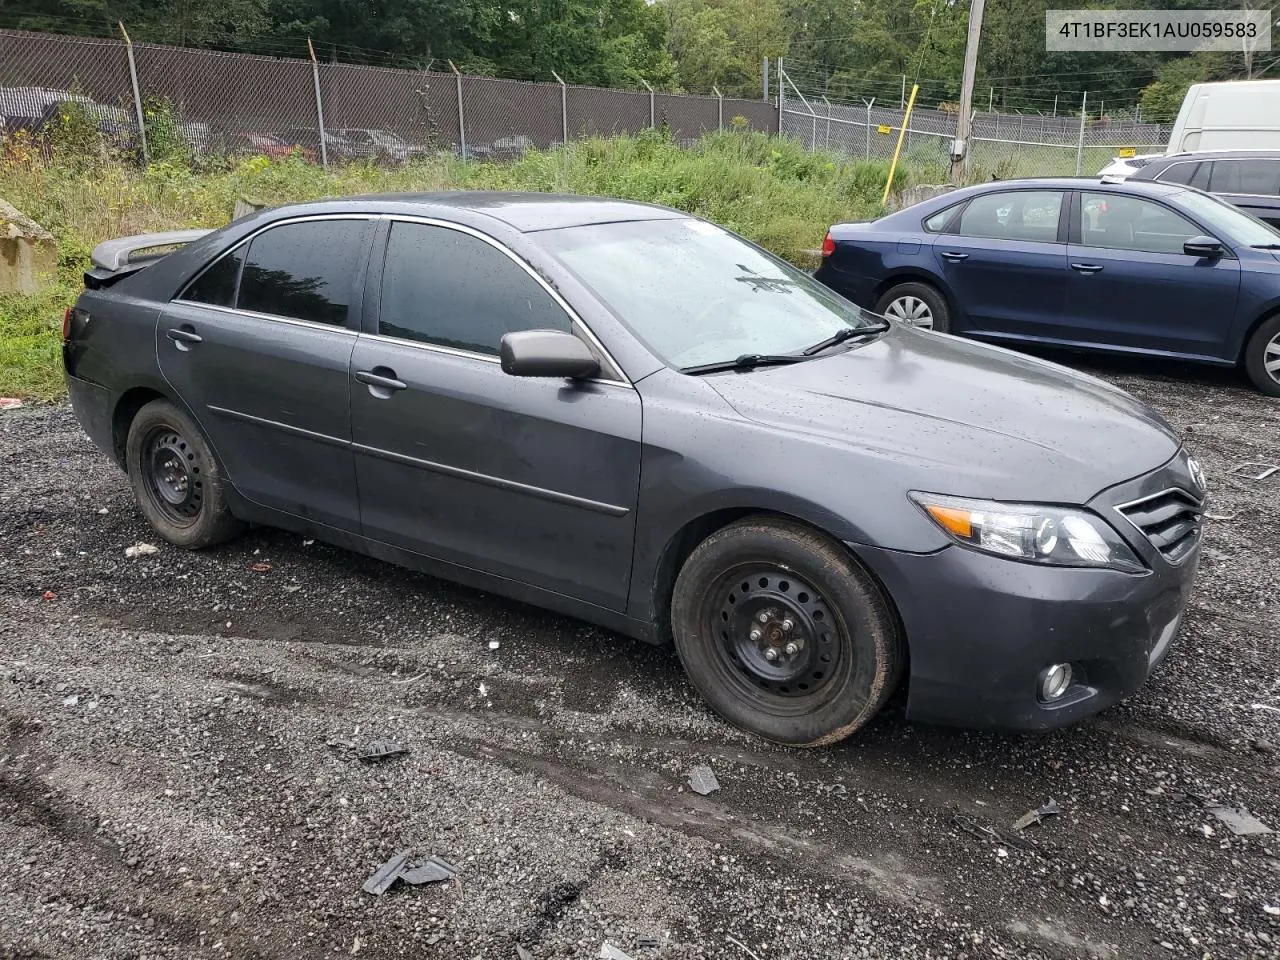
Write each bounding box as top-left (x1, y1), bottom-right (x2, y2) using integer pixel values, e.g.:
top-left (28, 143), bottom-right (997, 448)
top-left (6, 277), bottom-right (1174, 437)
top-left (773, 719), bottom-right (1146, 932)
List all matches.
top-left (1252, 739), bottom-right (1276, 754)
top-left (517, 947), bottom-right (534, 960)
top-left (302, 539), bottom-right (315, 546)
top-left (1264, 905), bottom-right (1280, 917)
top-left (41, 590), bottom-right (56, 601)
top-left (996, 847), bottom-right (1009, 858)
top-left (0, 398), bottom-right (23, 410)
top-left (726, 935), bottom-right (766, 960)
top-left (478, 682), bottom-right (488, 697)
top-left (1207, 805), bottom-right (1273, 837)
top-left (1227, 461), bottom-right (1278, 480)
top-left (1204, 513), bottom-right (1236, 521)
top-left (488, 640), bottom-right (500, 650)
top-left (1251, 704), bottom-right (1280, 714)
top-left (357, 740), bottom-right (408, 762)
top-left (635, 934), bottom-right (660, 949)
top-left (96, 507), bottom-right (109, 515)
top-left (282, 583), bottom-right (302, 593)
top-left (251, 561), bottom-right (272, 573)
top-left (61, 695), bottom-right (79, 707)
top-left (362, 850), bottom-right (457, 895)
top-left (599, 944), bottom-right (635, 960)
top-left (1013, 798), bottom-right (1062, 831)
top-left (688, 764), bottom-right (720, 796)
top-left (124, 542), bottom-right (159, 558)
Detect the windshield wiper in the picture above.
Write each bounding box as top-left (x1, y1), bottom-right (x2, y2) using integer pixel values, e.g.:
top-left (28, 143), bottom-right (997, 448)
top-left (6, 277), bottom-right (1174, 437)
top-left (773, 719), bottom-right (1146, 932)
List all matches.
top-left (802, 321), bottom-right (891, 356)
top-left (1250, 243), bottom-right (1280, 249)
top-left (680, 353), bottom-right (808, 375)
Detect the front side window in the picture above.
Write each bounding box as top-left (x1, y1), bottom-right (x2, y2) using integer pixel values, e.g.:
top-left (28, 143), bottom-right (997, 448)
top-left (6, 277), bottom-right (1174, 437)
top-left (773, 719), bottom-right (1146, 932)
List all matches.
top-left (237, 219), bottom-right (368, 325)
top-left (1208, 159), bottom-right (1280, 197)
top-left (955, 191), bottom-right (1064, 243)
top-left (180, 247), bottom-right (243, 307)
top-left (1080, 193), bottom-right (1202, 254)
top-left (540, 218), bottom-right (884, 371)
top-left (378, 222), bottom-right (572, 355)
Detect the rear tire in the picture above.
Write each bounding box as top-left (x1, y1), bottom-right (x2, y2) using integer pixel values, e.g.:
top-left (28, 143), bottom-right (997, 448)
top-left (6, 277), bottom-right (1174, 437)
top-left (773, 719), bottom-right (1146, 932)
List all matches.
top-left (670, 517), bottom-right (903, 747)
top-left (874, 281), bottom-right (951, 333)
top-left (1243, 314), bottom-right (1280, 397)
top-left (125, 399), bottom-right (245, 549)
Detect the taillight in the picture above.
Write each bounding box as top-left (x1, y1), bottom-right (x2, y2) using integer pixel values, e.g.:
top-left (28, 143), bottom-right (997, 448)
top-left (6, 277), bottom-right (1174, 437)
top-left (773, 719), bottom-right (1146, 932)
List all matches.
top-left (821, 232), bottom-right (836, 258)
top-left (62, 308), bottom-right (73, 342)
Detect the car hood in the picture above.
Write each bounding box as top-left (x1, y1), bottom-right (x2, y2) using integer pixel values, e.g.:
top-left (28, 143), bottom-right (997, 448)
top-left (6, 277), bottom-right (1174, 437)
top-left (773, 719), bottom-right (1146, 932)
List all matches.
top-left (705, 325), bottom-right (1181, 504)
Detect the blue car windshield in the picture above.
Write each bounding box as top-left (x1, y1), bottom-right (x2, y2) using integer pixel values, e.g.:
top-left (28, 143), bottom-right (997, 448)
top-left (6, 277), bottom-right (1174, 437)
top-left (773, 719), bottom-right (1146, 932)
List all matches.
top-left (1178, 189), bottom-right (1280, 247)
top-left (541, 218), bottom-right (878, 370)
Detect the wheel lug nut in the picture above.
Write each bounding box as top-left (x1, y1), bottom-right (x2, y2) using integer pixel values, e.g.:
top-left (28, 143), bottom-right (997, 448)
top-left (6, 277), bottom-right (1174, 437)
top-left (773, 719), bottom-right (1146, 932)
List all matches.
top-left (749, 628), bottom-right (762, 642)
top-left (781, 618), bottom-right (794, 632)
top-left (784, 642), bottom-right (799, 656)
top-left (764, 648), bottom-right (779, 662)
top-left (756, 611), bottom-right (770, 624)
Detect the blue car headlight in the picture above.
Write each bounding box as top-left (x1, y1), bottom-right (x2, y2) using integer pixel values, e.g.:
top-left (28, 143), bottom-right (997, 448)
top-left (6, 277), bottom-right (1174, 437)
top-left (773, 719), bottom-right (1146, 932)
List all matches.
top-left (910, 493), bottom-right (1145, 573)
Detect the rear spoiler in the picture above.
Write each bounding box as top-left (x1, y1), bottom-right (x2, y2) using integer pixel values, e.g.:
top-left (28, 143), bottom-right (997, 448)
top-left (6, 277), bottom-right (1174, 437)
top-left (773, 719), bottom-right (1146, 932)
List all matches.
top-left (85, 229), bottom-right (213, 289)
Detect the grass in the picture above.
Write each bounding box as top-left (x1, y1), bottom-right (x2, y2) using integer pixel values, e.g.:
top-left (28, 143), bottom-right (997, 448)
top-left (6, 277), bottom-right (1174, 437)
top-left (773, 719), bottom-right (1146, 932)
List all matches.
top-left (0, 129), bottom-right (931, 400)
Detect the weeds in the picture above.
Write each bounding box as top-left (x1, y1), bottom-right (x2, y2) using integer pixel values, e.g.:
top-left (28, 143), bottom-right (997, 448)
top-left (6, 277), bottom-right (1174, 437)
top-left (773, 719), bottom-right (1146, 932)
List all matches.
top-left (0, 130), bottom-right (933, 399)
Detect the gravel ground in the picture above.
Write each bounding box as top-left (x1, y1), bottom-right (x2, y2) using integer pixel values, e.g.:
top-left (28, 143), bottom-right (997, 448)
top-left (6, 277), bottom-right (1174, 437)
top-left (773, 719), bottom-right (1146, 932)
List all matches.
top-left (1, 356), bottom-right (1278, 960)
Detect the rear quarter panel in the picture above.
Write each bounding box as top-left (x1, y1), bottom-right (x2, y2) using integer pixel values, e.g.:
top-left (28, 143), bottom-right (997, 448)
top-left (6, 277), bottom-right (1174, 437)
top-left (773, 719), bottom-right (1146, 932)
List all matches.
top-left (817, 224), bottom-right (940, 309)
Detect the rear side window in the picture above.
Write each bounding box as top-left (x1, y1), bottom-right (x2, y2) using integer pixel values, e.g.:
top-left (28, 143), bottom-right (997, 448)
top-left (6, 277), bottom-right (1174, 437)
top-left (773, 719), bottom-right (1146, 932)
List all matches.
top-left (1208, 159), bottom-right (1280, 196)
top-left (377, 222), bottom-right (571, 355)
top-left (956, 191), bottom-right (1064, 243)
top-left (923, 205), bottom-right (959, 233)
top-left (180, 247), bottom-right (243, 307)
top-left (1155, 161), bottom-right (1202, 187)
top-left (237, 219), bottom-right (368, 325)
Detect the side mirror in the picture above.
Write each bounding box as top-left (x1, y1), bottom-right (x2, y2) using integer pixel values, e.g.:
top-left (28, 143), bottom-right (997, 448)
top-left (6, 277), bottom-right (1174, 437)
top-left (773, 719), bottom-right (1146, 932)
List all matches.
top-left (1184, 235), bottom-right (1224, 258)
top-left (500, 329), bottom-right (600, 380)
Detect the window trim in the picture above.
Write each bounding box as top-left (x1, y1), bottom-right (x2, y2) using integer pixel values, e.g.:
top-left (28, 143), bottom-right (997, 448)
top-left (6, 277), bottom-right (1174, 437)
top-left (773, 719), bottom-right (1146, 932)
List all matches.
top-left (930, 188), bottom-right (1069, 243)
top-left (1071, 189), bottom-right (1235, 258)
top-left (173, 214), bottom-right (376, 330)
top-left (372, 214), bottom-right (633, 389)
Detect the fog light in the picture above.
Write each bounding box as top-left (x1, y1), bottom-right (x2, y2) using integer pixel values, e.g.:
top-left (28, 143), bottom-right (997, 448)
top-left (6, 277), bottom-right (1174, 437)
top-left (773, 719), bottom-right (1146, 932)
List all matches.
top-left (1039, 663), bottom-right (1073, 702)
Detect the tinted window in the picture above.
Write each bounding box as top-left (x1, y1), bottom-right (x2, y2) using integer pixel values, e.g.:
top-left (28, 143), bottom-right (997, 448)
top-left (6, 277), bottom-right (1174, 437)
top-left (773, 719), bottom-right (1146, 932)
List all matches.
top-left (1208, 159), bottom-right (1280, 196)
top-left (237, 220), bottom-right (367, 325)
top-left (1155, 161), bottom-right (1201, 186)
top-left (923, 206), bottom-right (957, 232)
top-left (1080, 193), bottom-right (1201, 254)
top-left (956, 191), bottom-right (1063, 242)
top-left (378, 222), bottom-right (571, 355)
top-left (180, 247), bottom-right (243, 306)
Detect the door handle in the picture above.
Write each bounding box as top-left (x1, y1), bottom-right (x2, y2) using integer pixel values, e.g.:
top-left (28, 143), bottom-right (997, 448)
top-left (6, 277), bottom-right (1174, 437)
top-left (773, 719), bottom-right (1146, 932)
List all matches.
top-left (1070, 263), bottom-right (1104, 275)
top-left (165, 326), bottom-right (202, 351)
top-left (940, 251), bottom-right (969, 262)
top-left (355, 368), bottom-right (407, 395)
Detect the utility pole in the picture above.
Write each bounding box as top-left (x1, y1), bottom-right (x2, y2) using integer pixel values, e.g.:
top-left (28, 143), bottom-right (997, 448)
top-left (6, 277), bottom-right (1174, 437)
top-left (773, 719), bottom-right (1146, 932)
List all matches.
top-left (952, 0), bottom-right (985, 183)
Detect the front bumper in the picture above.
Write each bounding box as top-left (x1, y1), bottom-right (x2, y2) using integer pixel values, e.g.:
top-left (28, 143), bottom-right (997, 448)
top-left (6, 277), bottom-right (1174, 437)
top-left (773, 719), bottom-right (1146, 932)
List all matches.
top-left (853, 452), bottom-right (1205, 731)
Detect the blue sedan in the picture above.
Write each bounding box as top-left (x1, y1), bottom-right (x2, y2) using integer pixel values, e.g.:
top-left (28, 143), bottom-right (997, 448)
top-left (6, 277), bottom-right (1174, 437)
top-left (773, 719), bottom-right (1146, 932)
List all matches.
top-left (814, 177), bottom-right (1280, 395)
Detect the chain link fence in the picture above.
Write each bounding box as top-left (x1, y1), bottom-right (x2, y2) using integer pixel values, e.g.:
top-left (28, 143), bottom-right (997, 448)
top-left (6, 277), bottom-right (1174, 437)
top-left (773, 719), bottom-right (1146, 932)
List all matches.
top-left (778, 62), bottom-right (1171, 180)
top-left (0, 28), bottom-right (777, 167)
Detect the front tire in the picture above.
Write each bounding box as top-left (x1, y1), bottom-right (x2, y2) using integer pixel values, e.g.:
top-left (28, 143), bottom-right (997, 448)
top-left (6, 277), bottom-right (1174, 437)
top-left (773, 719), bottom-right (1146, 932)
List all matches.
top-left (874, 281), bottom-right (951, 333)
top-left (125, 399), bottom-right (245, 549)
top-left (670, 517), bottom-right (903, 747)
top-left (1243, 314), bottom-right (1280, 397)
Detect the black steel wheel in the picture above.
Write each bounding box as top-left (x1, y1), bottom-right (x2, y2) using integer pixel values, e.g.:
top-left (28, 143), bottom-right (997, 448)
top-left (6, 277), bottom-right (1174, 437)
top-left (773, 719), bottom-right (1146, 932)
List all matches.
top-left (671, 517), bottom-right (903, 746)
top-left (125, 399), bottom-right (245, 549)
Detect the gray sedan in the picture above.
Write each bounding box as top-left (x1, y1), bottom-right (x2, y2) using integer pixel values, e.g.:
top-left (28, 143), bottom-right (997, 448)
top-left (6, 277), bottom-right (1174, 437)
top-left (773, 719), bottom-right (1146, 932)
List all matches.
top-left (63, 193), bottom-right (1205, 745)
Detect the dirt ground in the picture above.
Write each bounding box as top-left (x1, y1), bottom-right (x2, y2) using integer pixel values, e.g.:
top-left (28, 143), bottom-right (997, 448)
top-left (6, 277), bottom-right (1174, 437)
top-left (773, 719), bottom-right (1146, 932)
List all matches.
top-left (1, 354), bottom-right (1277, 960)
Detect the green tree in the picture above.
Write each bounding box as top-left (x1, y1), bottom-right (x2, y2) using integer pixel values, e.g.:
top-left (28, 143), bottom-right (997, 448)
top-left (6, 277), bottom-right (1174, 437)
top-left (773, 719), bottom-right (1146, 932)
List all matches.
top-left (659, 0), bottom-right (788, 96)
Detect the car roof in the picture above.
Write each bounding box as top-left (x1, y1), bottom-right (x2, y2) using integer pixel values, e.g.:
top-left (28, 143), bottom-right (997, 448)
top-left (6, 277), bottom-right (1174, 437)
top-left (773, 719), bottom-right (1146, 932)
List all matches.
top-left (1150, 149), bottom-right (1280, 162)
top-left (913, 177), bottom-right (1190, 206)
top-left (275, 191), bottom-right (689, 233)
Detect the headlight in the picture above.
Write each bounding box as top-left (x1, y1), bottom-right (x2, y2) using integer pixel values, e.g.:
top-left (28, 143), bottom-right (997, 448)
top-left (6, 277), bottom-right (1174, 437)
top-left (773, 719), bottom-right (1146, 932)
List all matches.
top-left (910, 493), bottom-right (1145, 572)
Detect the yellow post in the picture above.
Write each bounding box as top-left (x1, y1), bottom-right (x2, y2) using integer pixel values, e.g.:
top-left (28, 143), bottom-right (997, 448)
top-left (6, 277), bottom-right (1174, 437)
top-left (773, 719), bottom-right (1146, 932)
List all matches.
top-left (881, 83), bottom-right (920, 207)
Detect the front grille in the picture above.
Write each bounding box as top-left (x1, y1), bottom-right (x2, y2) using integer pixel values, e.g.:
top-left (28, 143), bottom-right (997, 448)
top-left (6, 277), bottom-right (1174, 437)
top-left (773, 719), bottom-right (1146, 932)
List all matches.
top-left (1117, 488), bottom-right (1204, 564)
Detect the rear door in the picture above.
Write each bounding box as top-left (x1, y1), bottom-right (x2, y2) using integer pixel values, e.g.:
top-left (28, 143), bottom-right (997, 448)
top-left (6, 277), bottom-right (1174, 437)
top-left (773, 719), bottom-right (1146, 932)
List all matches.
top-left (1064, 191), bottom-right (1241, 358)
top-left (929, 188), bottom-right (1070, 338)
top-left (159, 216), bottom-right (373, 531)
top-left (349, 218), bottom-right (642, 611)
top-left (1207, 158), bottom-right (1280, 228)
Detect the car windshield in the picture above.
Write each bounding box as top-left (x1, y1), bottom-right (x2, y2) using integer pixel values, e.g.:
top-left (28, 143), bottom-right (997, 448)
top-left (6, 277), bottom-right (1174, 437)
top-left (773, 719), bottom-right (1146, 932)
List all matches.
top-left (540, 218), bottom-right (879, 370)
top-left (1178, 188), bottom-right (1280, 246)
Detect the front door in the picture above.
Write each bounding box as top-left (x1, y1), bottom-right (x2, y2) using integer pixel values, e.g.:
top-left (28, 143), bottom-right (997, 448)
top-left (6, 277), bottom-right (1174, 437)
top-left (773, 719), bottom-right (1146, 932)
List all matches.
top-left (929, 188), bottom-right (1070, 338)
top-left (350, 219), bottom-right (642, 612)
top-left (1065, 191), bottom-right (1241, 359)
top-left (158, 216), bottom-right (373, 531)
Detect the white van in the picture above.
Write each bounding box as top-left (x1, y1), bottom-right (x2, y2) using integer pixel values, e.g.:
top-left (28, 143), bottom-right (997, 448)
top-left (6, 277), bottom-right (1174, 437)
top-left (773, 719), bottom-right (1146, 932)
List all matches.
top-left (1099, 79), bottom-right (1280, 180)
